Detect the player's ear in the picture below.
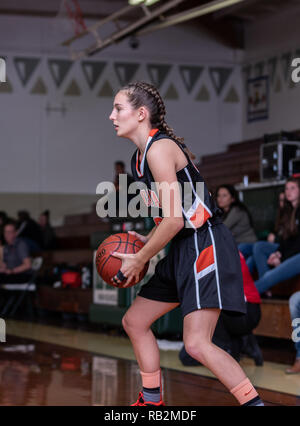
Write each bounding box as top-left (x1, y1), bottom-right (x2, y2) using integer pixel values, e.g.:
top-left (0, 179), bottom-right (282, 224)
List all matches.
top-left (138, 106), bottom-right (148, 122)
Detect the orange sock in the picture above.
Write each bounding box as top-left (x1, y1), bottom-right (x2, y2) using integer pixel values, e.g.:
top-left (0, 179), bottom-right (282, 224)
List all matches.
top-left (230, 378), bottom-right (258, 405)
top-left (140, 369), bottom-right (161, 389)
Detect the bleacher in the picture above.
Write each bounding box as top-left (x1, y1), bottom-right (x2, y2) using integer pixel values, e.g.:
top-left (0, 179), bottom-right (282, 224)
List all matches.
top-left (35, 206), bottom-right (110, 316)
top-left (197, 134), bottom-right (300, 340)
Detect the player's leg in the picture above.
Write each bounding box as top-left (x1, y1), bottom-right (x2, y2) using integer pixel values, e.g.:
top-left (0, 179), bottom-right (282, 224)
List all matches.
top-left (183, 308), bottom-right (264, 406)
top-left (122, 295), bottom-right (179, 405)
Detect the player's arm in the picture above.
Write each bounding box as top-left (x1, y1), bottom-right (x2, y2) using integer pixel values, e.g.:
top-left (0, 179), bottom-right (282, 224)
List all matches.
top-left (128, 226), bottom-right (157, 244)
top-left (134, 139), bottom-right (184, 264)
top-left (111, 140), bottom-right (184, 286)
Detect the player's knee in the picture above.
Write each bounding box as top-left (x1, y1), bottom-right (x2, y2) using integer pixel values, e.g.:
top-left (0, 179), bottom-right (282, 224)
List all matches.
top-left (122, 313), bottom-right (133, 333)
top-left (184, 337), bottom-right (208, 363)
top-left (122, 312), bottom-right (145, 335)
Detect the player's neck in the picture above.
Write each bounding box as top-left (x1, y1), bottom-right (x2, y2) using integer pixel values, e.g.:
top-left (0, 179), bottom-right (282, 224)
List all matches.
top-left (130, 125), bottom-right (153, 155)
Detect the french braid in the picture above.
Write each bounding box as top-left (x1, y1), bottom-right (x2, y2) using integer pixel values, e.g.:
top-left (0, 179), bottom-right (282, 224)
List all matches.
top-left (121, 81), bottom-right (196, 160)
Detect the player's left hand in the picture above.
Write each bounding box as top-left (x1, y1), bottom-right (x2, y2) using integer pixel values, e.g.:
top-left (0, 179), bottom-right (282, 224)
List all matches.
top-left (111, 252), bottom-right (145, 288)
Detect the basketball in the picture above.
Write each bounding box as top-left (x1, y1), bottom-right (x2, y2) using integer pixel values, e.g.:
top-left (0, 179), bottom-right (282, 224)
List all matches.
top-left (95, 232), bottom-right (149, 288)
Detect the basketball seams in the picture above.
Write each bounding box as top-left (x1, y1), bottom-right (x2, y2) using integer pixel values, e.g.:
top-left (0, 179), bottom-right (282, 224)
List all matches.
top-left (98, 240), bottom-right (143, 249)
top-left (95, 232), bottom-right (148, 287)
top-left (97, 235), bottom-right (122, 276)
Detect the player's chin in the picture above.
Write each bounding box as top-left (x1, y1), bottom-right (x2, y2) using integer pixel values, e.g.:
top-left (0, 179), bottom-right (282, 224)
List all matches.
top-left (118, 129), bottom-right (130, 139)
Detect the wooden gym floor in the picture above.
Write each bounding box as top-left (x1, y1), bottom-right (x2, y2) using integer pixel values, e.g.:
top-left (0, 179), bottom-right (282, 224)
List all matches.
top-left (0, 319), bottom-right (299, 406)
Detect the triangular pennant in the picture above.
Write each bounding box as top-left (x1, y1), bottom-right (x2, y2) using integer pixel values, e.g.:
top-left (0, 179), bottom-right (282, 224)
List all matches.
top-left (195, 85), bottom-right (210, 102)
top-left (179, 65), bottom-right (203, 93)
top-left (82, 61), bottom-right (106, 89)
top-left (31, 77), bottom-right (47, 95)
top-left (48, 59), bottom-right (73, 88)
top-left (98, 80), bottom-right (114, 97)
top-left (0, 77), bottom-right (13, 93)
top-left (274, 76), bottom-right (282, 93)
top-left (14, 57), bottom-right (40, 86)
top-left (147, 64), bottom-right (172, 88)
top-left (164, 83), bottom-right (179, 100)
top-left (224, 86), bottom-right (240, 103)
top-left (64, 79), bottom-right (81, 96)
top-left (114, 62), bottom-right (139, 86)
top-left (254, 61), bottom-right (265, 77)
top-left (281, 52), bottom-right (292, 82)
top-left (209, 67), bottom-right (232, 95)
top-left (267, 57), bottom-right (277, 85)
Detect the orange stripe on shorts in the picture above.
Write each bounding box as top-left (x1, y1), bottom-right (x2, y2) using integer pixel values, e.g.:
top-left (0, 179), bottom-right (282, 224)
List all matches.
top-left (196, 244), bottom-right (214, 273)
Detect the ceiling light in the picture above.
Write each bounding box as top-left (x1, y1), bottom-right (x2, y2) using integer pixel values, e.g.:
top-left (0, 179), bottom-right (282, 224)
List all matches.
top-left (129, 0), bottom-right (160, 5)
top-left (129, 0), bottom-right (145, 5)
top-left (145, 0), bottom-right (161, 5)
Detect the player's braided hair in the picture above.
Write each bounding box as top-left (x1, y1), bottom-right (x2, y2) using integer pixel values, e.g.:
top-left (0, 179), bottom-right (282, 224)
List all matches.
top-left (121, 81), bottom-right (196, 160)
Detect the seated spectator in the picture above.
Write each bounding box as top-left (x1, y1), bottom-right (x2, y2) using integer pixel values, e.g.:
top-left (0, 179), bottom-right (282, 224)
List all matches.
top-left (215, 185), bottom-right (257, 253)
top-left (246, 191), bottom-right (285, 274)
top-left (38, 210), bottom-right (56, 250)
top-left (267, 191), bottom-right (285, 244)
top-left (0, 221), bottom-right (32, 284)
top-left (252, 178), bottom-right (300, 294)
top-left (286, 291), bottom-right (300, 374)
top-left (17, 211), bottom-right (42, 254)
top-left (179, 252), bottom-right (263, 366)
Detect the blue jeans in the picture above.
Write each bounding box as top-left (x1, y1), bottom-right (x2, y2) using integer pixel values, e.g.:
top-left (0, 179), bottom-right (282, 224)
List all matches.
top-left (238, 243), bottom-right (255, 273)
top-left (251, 241), bottom-right (279, 278)
top-left (289, 292), bottom-right (300, 359)
top-left (255, 253), bottom-right (300, 294)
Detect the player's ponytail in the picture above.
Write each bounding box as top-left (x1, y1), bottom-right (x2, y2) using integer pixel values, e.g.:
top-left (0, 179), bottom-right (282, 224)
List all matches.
top-left (121, 81), bottom-right (196, 161)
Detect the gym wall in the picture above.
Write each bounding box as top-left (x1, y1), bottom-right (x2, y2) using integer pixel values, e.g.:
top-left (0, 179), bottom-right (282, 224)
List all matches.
top-left (241, 9), bottom-right (300, 140)
top-left (0, 14), bottom-right (243, 224)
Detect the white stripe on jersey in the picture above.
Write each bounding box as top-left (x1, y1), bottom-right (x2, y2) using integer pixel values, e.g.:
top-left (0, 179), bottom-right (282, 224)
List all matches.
top-left (196, 263), bottom-right (216, 281)
top-left (183, 167), bottom-right (213, 217)
top-left (138, 134), bottom-right (153, 177)
top-left (193, 232), bottom-right (201, 309)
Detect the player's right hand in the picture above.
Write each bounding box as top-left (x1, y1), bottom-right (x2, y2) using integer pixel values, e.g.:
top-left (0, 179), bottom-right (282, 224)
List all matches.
top-left (128, 231), bottom-right (148, 244)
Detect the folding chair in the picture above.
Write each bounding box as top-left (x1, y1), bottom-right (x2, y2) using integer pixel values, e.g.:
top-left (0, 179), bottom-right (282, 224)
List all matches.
top-left (0, 257), bottom-right (43, 318)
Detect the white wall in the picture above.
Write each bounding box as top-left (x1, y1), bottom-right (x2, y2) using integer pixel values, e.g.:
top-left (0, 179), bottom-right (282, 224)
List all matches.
top-left (0, 14), bottom-right (243, 222)
top-left (242, 8), bottom-right (300, 141)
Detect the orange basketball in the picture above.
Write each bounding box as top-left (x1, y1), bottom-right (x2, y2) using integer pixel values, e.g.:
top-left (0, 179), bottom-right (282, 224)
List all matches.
top-left (95, 233), bottom-right (149, 288)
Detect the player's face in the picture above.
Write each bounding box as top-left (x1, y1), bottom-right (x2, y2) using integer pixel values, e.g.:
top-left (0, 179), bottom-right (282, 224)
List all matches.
top-left (109, 91), bottom-right (139, 138)
top-left (217, 187), bottom-right (234, 210)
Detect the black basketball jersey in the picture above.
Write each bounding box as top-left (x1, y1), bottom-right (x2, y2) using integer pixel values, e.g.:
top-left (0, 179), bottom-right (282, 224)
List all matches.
top-left (130, 129), bottom-right (221, 234)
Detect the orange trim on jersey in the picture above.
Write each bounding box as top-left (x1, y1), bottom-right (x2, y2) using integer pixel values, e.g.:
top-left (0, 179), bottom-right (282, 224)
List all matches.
top-left (196, 245), bottom-right (214, 274)
top-left (190, 204), bottom-right (211, 228)
top-left (136, 150), bottom-right (142, 177)
top-left (149, 128), bottom-right (159, 137)
top-left (135, 129), bottom-right (159, 177)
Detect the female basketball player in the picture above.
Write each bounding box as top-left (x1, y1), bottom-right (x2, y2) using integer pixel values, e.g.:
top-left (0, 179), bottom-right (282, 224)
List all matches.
top-left (109, 81), bottom-right (264, 407)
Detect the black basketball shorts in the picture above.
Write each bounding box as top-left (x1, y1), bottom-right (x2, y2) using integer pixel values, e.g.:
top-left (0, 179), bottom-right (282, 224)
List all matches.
top-left (138, 218), bottom-right (246, 318)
